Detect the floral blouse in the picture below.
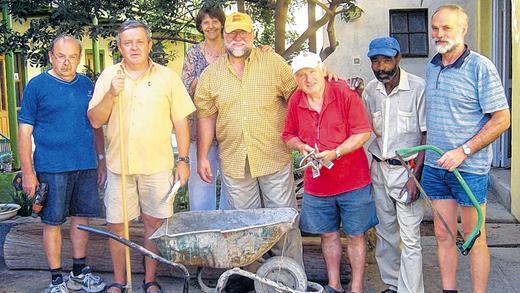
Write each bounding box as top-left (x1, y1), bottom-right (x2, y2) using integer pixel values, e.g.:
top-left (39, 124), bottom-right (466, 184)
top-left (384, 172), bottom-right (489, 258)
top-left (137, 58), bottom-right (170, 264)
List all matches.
top-left (181, 43), bottom-right (211, 142)
top-left (181, 43), bottom-right (209, 97)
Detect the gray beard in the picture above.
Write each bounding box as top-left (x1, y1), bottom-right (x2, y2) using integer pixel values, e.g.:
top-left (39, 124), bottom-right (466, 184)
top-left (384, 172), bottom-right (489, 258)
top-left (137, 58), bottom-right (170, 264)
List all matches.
top-left (433, 38), bottom-right (461, 54)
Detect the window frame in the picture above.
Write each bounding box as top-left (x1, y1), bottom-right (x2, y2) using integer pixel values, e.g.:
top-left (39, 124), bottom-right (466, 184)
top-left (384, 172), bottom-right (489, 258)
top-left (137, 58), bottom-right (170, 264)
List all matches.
top-left (84, 49), bottom-right (106, 73)
top-left (389, 8), bottom-right (429, 58)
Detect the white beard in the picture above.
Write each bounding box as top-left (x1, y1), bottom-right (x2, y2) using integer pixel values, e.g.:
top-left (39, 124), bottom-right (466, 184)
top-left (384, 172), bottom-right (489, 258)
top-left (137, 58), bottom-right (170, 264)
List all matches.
top-left (433, 37), bottom-right (460, 54)
top-left (227, 46), bottom-right (251, 58)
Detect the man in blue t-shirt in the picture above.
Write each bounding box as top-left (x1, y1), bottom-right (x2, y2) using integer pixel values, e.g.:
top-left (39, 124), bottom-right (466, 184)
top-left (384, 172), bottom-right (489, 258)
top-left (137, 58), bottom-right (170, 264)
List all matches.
top-left (18, 34), bottom-right (106, 293)
top-left (423, 5), bottom-right (510, 293)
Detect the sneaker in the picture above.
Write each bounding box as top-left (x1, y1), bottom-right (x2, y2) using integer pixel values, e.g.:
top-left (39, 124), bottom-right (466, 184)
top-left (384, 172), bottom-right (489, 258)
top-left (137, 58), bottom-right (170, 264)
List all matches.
top-left (66, 266), bottom-right (106, 292)
top-left (46, 276), bottom-right (69, 293)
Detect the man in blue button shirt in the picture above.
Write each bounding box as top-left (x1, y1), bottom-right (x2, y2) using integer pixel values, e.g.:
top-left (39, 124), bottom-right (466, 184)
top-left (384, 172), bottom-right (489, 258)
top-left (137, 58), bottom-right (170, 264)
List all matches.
top-left (422, 5), bottom-right (510, 293)
top-left (18, 34), bottom-right (107, 293)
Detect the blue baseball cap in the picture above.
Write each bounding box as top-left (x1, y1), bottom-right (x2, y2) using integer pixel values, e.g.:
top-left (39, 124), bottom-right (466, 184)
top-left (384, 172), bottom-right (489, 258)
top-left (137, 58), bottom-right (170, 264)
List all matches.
top-left (367, 37), bottom-right (401, 58)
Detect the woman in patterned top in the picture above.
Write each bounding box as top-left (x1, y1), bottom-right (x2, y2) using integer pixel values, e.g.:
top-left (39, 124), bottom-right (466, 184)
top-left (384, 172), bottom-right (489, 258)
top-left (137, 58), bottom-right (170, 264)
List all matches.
top-left (181, 6), bottom-right (229, 211)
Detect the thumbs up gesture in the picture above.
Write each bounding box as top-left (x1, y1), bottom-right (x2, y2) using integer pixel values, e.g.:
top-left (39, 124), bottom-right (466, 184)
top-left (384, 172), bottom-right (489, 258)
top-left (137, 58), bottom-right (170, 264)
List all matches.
top-left (109, 68), bottom-right (125, 97)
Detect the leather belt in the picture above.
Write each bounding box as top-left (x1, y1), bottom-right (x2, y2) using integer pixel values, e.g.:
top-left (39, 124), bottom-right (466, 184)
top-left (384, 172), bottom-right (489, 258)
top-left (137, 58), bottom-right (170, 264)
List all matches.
top-left (372, 154), bottom-right (407, 166)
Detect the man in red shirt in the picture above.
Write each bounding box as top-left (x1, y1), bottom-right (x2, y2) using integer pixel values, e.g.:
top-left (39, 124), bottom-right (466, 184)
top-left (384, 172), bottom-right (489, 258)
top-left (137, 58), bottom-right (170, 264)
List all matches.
top-left (283, 52), bottom-right (378, 293)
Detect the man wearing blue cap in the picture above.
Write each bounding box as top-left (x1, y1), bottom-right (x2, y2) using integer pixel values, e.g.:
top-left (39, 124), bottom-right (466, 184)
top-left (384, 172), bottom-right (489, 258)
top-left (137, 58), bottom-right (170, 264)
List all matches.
top-left (362, 36), bottom-right (426, 293)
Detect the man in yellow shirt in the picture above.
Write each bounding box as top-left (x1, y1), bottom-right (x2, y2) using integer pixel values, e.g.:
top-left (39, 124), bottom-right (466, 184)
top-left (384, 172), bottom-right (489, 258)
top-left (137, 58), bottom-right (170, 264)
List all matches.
top-left (88, 20), bottom-right (194, 293)
top-left (195, 12), bottom-right (303, 268)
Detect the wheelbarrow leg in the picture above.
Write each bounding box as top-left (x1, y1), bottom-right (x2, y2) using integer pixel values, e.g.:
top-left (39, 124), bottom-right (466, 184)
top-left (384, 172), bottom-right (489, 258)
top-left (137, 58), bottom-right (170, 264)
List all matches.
top-left (77, 224), bottom-right (190, 293)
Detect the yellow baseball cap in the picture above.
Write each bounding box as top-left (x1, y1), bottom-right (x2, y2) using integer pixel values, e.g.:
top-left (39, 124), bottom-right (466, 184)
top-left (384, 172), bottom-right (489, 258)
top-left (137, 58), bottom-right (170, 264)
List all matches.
top-left (224, 12), bottom-right (253, 33)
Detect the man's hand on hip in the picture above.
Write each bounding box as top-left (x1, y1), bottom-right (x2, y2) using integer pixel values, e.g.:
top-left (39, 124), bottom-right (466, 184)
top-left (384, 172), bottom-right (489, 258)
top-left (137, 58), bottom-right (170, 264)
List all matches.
top-left (22, 172), bottom-right (39, 198)
top-left (437, 147), bottom-right (467, 172)
top-left (197, 157), bottom-right (213, 184)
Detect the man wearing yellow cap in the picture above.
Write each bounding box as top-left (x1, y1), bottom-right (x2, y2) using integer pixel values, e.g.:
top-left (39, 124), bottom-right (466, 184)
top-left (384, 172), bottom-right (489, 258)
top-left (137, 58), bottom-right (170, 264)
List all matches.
top-left (195, 12), bottom-right (303, 268)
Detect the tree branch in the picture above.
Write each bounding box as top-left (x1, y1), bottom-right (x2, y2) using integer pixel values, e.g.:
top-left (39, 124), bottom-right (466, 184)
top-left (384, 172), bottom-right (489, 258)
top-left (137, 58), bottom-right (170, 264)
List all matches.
top-left (306, 0), bottom-right (334, 15)
top-left (320, 14), bottom-right (338, 60)
top-left (274, 0), bottom-right (289, 53)
top-left (283, 11), bottom-right (331, 59)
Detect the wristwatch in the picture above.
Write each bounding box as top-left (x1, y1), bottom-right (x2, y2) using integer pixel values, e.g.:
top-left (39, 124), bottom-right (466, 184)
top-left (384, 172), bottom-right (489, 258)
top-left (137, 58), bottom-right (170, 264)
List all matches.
top-left (462, 144), bottom-right (472, 156)
top-left (177, 156), bottom-right (190, 164)
top-left (335, 148), bottom-right (342, 159)
top-left (97, 154), bottom-right (105, 161)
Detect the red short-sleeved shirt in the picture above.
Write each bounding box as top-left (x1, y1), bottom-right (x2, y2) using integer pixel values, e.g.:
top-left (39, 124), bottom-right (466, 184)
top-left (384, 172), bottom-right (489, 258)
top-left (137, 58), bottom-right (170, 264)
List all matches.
top-left (282, 79), bottom-right (372, 196)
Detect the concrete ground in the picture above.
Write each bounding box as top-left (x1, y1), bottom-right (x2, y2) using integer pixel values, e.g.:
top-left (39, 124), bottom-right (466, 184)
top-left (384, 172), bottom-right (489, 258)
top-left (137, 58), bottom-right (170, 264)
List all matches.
top-left (1, 191), bottom-right (519, 293)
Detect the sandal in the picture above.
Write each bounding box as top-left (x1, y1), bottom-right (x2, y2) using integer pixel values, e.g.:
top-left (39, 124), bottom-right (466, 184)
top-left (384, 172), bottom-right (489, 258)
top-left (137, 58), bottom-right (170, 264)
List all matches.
top-left (142, 280), bottom-right (162, 293)
top-left (106, 283), bottom-right (127, 293)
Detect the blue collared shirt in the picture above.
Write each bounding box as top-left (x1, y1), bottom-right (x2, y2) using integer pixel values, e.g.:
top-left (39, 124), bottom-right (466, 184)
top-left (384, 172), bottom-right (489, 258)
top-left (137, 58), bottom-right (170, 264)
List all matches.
top-left (425, 47), bottom-right (509, 174)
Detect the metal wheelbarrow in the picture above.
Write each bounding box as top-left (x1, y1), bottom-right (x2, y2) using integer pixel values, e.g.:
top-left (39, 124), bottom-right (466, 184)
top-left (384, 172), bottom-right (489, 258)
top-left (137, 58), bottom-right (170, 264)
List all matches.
top-left (79, 207), bottom-right (323, 293)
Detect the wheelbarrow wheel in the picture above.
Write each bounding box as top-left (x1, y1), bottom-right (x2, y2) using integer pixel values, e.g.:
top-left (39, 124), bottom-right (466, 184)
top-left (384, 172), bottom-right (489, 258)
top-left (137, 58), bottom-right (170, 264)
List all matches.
top-left (254, 256), bottom-right (307, 293)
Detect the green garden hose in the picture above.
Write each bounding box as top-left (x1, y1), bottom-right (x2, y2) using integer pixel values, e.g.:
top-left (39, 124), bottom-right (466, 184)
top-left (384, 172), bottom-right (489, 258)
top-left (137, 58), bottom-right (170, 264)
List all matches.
top-left (396, 145), bottom-right (483, 255)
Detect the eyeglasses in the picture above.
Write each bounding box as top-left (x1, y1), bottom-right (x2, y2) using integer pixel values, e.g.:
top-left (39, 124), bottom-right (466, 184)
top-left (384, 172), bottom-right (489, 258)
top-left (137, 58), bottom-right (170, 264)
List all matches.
top-left (226, 30), bottom-right (251, 39)
top-left (52, 52), bottom-right (79, 63)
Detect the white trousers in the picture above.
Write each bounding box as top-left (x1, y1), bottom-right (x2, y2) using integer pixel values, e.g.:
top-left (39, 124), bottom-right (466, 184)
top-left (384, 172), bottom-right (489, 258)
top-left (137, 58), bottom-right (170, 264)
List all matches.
top-left (371, 160), bottom-right (425, 293)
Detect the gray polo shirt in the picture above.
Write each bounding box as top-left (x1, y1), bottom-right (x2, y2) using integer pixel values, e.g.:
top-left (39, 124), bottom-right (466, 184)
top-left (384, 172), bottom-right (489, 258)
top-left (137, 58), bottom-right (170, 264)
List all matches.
top-left (363, 68), bottom-right (427, 160)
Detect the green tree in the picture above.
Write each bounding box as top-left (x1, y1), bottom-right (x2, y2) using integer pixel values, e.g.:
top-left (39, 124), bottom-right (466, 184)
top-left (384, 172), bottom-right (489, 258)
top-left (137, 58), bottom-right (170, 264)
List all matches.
top-left (1, 0), bottom-right (220, 68)
top-left (242, 0), bottom-right (362, 59)
top-left (0, 0), bottom-right (362, 66)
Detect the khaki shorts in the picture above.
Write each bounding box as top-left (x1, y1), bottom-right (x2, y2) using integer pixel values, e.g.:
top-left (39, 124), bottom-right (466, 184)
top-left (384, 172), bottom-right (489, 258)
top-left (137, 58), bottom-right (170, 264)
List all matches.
top-left (105, 170), bottom-right (174, 223)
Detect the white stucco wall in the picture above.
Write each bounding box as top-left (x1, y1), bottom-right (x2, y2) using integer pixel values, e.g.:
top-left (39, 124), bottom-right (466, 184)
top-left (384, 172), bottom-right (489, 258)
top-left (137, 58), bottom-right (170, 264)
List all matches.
top-left (323, 0), bottom-right (477, 81)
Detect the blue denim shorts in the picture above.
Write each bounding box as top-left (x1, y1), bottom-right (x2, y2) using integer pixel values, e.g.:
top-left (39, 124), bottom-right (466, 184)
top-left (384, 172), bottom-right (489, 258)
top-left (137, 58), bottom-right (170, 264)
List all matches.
top-left (299, 184), bottom-right (378, 236)
top-left (38, 169), bottom-right (101, 225)
top-left (421, 165), bottom-right (489, 206)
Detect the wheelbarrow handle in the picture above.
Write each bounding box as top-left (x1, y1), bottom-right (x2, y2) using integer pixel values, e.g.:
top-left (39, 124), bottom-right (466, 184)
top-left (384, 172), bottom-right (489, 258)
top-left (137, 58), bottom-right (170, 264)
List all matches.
top-left (77, 224), bottom-right (190, 293)
top-left (396, 145), bottom-right (483, 255)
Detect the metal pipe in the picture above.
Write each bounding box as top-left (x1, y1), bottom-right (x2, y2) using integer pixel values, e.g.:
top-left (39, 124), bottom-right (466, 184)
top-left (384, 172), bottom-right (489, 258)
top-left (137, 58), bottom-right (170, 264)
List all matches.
top-left (77, 224), bottom-right (190, 293)
top-left (91, 16), bottom-right (101, 75)
top-left (2, 3), bottom-right (20, 169)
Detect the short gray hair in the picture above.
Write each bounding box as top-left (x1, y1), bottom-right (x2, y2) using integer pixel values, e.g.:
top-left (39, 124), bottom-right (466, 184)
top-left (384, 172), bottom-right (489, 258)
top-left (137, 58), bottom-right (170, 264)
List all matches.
top-left (50, 33), bottom-right (82, 55)
top-left (116, 20), bottom-right (152, 45)
top-left (433, 4), bottom-right (469, 29)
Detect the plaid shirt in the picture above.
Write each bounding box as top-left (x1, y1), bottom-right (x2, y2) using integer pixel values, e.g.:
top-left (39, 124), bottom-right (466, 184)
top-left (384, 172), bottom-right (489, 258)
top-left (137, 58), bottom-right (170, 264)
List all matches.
top-left (195, 48), bottom-right (296, 178)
